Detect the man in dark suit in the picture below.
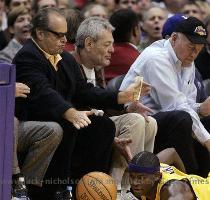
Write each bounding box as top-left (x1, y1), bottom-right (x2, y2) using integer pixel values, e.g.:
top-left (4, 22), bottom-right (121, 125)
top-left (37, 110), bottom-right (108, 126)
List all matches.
top-left (13, 7), bottom-right (140, 199)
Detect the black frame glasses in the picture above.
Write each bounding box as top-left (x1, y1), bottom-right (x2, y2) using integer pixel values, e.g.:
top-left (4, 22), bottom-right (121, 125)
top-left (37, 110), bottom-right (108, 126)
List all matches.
top-left (45, 28), bottom-right (67, 38)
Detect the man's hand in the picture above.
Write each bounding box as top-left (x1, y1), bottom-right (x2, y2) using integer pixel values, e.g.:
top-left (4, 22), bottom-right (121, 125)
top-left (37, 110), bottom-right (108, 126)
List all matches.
top-left (126, 101), bottom-right (153, 122)
top-left (133, 76), bottom-right (151, 98)
top-left (199, 97), bottom-right (210, 117)
top-left (113, 137), bottom-right (132, 162)
top-left (63, 108), bottom-right (93, 129)
top-left (15, 82), bottom-right (30, 98)
top-left (141, 81), bottom-right (151, 96)
top-left (118, 79), bottom-right (151, 104)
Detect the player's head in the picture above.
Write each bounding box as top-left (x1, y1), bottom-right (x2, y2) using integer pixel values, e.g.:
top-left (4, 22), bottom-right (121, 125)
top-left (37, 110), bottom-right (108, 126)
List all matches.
top-left (128, 151), bottom-right (161, 198)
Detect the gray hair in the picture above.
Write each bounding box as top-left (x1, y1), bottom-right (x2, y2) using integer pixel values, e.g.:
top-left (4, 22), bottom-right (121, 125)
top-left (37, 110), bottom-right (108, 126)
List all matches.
top-left (75, 16), bottom-right (114, 48)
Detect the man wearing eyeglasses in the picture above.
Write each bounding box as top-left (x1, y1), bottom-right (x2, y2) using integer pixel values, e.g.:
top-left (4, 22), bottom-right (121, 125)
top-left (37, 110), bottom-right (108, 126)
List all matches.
top-left (13, 7), bottom-right (144, 199)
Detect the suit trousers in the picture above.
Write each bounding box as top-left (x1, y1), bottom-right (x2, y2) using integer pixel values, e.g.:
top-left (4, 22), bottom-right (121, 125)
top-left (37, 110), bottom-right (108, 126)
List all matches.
top-left (197, 116), bottom-right (210, 177)
top-left (109, 113), bottom-right (157, 191)
top-left (13, 117), bottom-right (63, 186)
top-left (44, 115), bottom-right (115, 186)
top-left (152, 110), bottom-right (199, 174)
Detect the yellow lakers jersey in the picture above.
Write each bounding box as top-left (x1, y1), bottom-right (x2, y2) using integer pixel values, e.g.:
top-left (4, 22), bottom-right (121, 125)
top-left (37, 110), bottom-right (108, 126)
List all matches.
top-left (153, 163), bottom-right (210, 200)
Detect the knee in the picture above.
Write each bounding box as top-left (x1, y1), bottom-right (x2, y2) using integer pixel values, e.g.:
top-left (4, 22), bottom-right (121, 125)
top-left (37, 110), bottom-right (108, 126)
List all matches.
top-left (169, 111), bottom-right (192, 138)
top-left (92, 116), bottom-right (116, 138)
top-left (48, 122), bottom-right (63, 144)
top-left (103, 117), bottom-right (116, 138)
top-left (127, 113), bottom-right (146, 127)
top-left (173, 111), bottom-right (192, 127)
top-left (146, 116), bottom-right (157, 134)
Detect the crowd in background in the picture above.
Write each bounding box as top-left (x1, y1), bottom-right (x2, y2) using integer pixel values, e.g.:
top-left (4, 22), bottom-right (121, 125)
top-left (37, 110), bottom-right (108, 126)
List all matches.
top-left (1, 0), bottom-right (210, 199)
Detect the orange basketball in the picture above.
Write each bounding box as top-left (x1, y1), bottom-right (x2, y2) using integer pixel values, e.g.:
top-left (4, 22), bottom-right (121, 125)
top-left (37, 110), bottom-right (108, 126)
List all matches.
top-left (76, 172), bottom-right (117, 200)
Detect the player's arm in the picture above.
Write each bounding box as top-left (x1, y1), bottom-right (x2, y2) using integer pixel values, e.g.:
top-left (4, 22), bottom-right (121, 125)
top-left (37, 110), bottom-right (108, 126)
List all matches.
top-left (157, 148), bottom-right (186, 173)
top-left (160, 180), bottom-right (196, 200)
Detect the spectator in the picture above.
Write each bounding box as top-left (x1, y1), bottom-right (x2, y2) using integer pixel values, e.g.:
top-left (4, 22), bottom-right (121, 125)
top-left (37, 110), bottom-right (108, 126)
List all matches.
top-left (0, 6), bottom-right (31, 63)
top-left (94, 0), bottom-right (116, 16)
top-left (135, 0), bottom-right (151, 16)
top-left (58, 0), bottom-right (71, 11)
top-left (139, 6), bottom-right (167, 52)
top-left (196, 0), bottom-right (210, 21)
top-left (120, 17), bottom-right (210, 176)
top-left (162, 0), bottom-right (188, 16)
top-left (182, 1), bottom-right (202, 21)
top-left (5, 0), bottom-right (31, 12)
top-left (13, 7), bottom-right (142, 198)
top-left (83, 3), bottom-right (108, 19)
top-left (0, 0), bottom-right (31, 50)
top-left (105, 9), bottom-right (140, 82)
top-left (64, 8), bottom-right (84, 53)
top-left (72, 16), bottom-right (157, 193)
top-left (32, 0), bottom-right (57, 15)
top-left (115, 0), bottom-right (137, 13)
top-left (162, 14), bottom-right (210, 177)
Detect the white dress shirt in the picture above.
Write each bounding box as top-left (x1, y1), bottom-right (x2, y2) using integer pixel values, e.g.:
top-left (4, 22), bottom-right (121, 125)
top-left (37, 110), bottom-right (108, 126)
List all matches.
top-left (120, 39), bottom-right (210, 144)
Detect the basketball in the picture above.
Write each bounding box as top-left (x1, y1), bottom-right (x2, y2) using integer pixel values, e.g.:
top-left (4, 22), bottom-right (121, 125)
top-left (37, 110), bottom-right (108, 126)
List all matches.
top-left (76, 172), bottom-right (117, 200)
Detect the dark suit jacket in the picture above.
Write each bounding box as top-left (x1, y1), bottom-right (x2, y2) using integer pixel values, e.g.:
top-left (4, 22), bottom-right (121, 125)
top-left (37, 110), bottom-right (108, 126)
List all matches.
top-left (13, 39), bottom-right (120, 121)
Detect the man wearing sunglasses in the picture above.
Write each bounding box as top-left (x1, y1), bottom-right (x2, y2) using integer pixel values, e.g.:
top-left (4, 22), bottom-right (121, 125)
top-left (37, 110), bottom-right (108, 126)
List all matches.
top-left (13, 7), bottom-right (144, 199)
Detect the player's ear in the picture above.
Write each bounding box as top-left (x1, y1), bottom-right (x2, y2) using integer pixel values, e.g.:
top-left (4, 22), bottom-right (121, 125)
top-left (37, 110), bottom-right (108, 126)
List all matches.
top-left (154, 172), bottom-right (162, 181)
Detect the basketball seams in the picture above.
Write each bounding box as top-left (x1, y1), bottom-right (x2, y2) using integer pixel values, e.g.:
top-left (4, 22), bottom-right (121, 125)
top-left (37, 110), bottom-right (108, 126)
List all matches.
top-left (87, 174), bottom-right (113, 199)
top-left (82, 177), bottom-right (96, 200)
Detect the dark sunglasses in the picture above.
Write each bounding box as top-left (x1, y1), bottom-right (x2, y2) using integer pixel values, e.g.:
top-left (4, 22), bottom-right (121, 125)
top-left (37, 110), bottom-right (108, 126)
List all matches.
top-left (45, 28), bottom-right (67, 38)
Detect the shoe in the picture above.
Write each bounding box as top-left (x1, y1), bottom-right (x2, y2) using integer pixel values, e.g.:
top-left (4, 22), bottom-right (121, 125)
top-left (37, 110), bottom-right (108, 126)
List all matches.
top-left (12, 177), bottom-right (30, 200)
top-left (55, 186), bottom-right (74, 200)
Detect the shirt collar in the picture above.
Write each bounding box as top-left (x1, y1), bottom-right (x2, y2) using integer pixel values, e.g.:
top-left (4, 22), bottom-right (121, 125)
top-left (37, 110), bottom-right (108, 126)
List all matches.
top-left (31, 37), bottom-right (62, 70)
top-left (165, 39), bottom-right (181, 65)
top-left (164, 39), bottom-right (182, 71)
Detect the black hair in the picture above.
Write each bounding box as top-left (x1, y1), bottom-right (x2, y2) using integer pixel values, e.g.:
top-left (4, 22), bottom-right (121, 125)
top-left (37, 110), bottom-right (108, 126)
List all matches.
top-left (130, 151), bottom-right (160, 170)
top-left (31, 7), bottom-right (64, 38)
top-left (109, 9), bottom-right (139, 43)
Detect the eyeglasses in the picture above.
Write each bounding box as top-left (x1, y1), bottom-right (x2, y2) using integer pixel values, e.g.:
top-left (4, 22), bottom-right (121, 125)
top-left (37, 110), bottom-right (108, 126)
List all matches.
top-left (45, 28), bottom-right (67, 38)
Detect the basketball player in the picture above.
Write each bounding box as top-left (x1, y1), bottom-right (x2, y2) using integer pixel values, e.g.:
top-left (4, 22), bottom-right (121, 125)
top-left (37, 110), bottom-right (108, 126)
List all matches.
top-left (125, 151), bottom-right (210, 200)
